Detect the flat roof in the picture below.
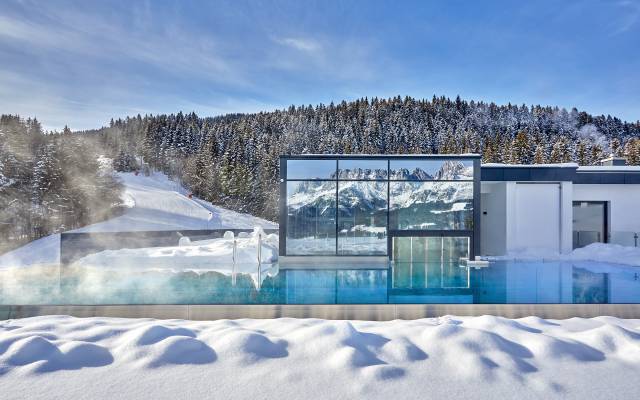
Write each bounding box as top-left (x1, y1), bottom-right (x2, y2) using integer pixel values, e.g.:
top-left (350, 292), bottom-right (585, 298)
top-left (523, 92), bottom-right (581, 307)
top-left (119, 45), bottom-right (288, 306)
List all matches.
top-left (480, 163), bottom-right (640, 184)
top-left (280, 154), bottom-right (482, 159)
top-left (278, 155), bottom-right (640, 184)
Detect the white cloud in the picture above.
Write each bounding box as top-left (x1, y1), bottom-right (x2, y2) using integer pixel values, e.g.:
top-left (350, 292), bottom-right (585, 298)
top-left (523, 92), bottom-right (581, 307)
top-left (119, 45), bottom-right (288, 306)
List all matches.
top-left (276, 37), bottom-right (322, 53)
top-left (0, 2), bottom-right (390, 129)
top-left (610, 0), bottom-right (640, 35)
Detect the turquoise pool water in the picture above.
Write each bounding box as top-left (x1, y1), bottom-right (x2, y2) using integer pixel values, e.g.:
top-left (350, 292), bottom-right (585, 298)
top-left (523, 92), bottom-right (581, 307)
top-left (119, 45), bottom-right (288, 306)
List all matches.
top-left (1, 260), bottom-right (639, 305)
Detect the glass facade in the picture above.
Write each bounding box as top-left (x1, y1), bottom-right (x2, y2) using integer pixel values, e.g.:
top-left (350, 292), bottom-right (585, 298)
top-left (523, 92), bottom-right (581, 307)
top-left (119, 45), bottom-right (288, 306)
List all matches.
top-left (286, 159), bottom-right (337, 180)
top-left (282, 156), bottom-right (478, 257)
top-left (338, 181), bottom-right (388, 255)
top-left (338, 159), bottom-right (388, 180)
top-left (392, 236), bottom-right (470, 289)
top-left (389, 159), bottom-right (473, 180)
top-left (286, 181), bottom-right (337, 255)
top-left (389, 181), bottom-right (473, 230)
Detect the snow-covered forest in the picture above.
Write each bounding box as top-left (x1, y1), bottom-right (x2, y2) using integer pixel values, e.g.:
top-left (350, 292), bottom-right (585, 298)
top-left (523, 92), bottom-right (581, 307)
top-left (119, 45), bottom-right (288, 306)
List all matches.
top-left (0, 115), bottom-right (123, 254)
top-left (93, 95), bottom-right (640, 222)
top-left (2, 95), bottom-right (640, 252)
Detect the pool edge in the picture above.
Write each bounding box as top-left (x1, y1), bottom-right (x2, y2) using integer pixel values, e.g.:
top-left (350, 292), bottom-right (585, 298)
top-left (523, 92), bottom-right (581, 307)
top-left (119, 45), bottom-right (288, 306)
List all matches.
top-left (3, 304), bottom-right (640, 320)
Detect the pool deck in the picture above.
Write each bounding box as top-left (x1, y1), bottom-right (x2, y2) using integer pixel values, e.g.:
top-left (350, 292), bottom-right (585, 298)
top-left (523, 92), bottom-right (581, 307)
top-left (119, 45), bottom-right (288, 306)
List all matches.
top-left (2, 304), bottom-right (640, 321)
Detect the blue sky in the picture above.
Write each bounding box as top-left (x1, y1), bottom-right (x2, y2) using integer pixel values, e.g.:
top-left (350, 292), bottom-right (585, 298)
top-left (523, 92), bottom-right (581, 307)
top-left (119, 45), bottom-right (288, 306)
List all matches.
top-left (1, 0), bottom-right (639, 130)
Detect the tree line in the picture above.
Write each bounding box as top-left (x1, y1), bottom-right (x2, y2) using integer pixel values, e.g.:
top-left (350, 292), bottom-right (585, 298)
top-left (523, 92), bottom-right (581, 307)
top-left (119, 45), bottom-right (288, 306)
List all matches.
top-left (2, 95), bottom-right (640, 252)
top-left (88, 95), bottom-right (640, 223)
top-left (0, 115), bottom-right (123, 254)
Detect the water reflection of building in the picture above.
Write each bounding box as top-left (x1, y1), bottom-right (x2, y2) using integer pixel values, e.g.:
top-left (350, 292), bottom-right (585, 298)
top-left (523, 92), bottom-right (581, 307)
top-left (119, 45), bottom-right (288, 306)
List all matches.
top-left (474, 261), bottom-right (640, 304)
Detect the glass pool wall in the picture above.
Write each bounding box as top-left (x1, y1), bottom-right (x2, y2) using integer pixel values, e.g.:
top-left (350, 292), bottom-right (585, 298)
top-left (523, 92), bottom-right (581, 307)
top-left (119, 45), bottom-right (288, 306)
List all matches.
top-left (2, 259), bottom-right (639, 305)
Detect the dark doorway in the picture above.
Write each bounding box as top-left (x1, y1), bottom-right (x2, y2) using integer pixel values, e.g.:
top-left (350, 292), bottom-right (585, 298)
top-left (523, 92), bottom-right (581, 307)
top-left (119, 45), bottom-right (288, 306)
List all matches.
top-left (572, 201), bottom-right (608, 249)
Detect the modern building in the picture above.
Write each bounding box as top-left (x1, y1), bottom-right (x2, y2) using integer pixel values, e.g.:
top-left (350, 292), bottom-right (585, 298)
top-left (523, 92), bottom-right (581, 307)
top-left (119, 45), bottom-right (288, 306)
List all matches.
top-left (481, 158), bottom-right (640, 255)
top-left (279, 154), bottom-right (640, 266)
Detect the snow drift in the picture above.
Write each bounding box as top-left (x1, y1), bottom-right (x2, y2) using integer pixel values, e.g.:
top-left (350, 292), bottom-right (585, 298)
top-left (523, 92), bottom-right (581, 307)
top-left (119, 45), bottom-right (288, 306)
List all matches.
top-left (1, 315), bottom-right (640, 399)
top-left (486, 242), bottom-right (640, 267)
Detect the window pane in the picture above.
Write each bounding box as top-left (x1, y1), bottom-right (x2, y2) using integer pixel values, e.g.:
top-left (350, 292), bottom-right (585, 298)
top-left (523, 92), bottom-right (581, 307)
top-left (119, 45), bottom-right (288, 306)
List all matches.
top-left (442, 237), bottom-right (470, 262)
top-left (390, 160), bottom-right (473, 180)
top-left (338, 159), bottom-right (388, 180)
top-left (391, 236), bottom-right (470, 289)
top-left (286, 159), bottom-right (337, 180)
top-left (286, 181), bottom-right (336, 255)
top-left (389, 182), bottom-right (473, 230)
top-left (337, 181), bottom-right (388, 255)
top-left (572, 202), bottom-right (606, 249)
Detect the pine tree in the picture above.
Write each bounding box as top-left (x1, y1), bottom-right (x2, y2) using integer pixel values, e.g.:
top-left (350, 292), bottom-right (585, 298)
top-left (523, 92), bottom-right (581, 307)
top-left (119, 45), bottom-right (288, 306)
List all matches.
top-left (610, 138), bottom-right (622, 157)
top-left (575, 141), bottom-right (589, 165)
top-left (550, 137), bottom-right (571, 163)
top-left (624, 139), bottom-right (640, 165)
top-left (590, 144), bottom-right (604, 165)
top-left (533, 145), bottom-right (546, 164)
top-left (510, 131), bottom-right (531, 164)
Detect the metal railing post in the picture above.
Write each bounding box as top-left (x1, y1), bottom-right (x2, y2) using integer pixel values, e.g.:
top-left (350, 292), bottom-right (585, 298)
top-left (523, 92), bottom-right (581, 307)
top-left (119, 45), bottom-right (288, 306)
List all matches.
top-left (257, 233), bottom-right (262, 290)
top-left (232, 238), bottom-right (237, 287)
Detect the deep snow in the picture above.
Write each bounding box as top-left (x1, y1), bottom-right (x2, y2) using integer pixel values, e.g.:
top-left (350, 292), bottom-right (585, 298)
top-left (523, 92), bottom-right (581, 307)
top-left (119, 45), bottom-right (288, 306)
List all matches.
top-left (1, 315), bottom-right (640, 399)
top-left (0, 171), bottom-right (277, 268)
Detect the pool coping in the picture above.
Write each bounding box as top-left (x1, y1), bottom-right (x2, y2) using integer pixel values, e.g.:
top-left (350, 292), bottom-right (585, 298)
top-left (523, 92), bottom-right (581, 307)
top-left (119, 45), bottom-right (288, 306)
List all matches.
top-left (2, 304), bottom-right (640, 321)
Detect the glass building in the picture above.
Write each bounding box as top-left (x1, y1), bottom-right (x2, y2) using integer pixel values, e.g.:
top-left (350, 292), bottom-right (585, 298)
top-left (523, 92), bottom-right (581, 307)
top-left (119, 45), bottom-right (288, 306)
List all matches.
top-left (279, 155), bottom-right (481, 264)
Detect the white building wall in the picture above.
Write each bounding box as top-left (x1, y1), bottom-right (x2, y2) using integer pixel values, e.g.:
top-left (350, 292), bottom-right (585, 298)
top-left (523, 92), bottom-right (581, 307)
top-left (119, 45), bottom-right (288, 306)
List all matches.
top-left (560, 181), bottom-right (574, 254)
top-left (573, 184), bottom-right (640, 246)
top-left (513, 183), bottom-right (560, 253)
top-left (481, 181), bottom-right (573, 256)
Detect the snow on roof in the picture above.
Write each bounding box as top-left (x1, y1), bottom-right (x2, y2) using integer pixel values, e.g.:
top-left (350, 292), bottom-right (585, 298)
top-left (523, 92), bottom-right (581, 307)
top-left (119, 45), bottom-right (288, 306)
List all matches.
top-left (577, 166), bottom-right (640, 172)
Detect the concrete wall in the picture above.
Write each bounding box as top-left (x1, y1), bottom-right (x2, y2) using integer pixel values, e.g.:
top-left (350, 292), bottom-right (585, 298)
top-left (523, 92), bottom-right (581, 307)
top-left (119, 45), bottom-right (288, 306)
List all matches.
top-left (573, 184), bottom-right (640, 246)
top-left (481, 181), bottom-right (573, 256)
top-left (511, 183), bottom-right (561, 253)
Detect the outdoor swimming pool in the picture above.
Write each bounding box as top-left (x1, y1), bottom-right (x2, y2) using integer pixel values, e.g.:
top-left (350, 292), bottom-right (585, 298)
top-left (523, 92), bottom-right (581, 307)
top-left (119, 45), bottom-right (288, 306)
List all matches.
top-left (0, 260), bottom-right (639, 305)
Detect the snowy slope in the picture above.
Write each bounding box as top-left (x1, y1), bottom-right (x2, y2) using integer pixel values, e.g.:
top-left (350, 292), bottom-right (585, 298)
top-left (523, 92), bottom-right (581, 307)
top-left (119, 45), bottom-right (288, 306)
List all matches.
top-left (78, 171), bottom-right (276, 232)
top-left (1, 315), bottom-right (640, 400)
top-left (0, 172), bottom-right (277, 268)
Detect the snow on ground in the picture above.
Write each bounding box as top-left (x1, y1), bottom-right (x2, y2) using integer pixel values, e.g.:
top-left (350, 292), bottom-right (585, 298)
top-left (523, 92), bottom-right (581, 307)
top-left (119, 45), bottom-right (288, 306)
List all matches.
top-left (77, 171), bottom-right (276, 232)
top-left (71, 227), bottom-right (279, 287)
top-left (485, 242), bottom-right (640, 267)
top-left (0, 171), bottom-right (277, 269)
top-left (1, 315), bottom-right (640, 400)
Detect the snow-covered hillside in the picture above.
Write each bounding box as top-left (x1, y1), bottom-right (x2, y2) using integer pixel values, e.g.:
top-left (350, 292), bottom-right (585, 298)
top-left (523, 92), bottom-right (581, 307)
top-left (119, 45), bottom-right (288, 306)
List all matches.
top-left (1, 315), bottom-right (640, 400)
top-left (0, 172), bottom-right (277, 268)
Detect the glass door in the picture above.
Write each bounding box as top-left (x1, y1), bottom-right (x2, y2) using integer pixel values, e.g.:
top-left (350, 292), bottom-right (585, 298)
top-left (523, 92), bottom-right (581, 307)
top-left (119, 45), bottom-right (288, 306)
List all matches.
top-left (392, 236), bottom-right (470, 289)
top-left (572, 202), bottom-right (607, 249)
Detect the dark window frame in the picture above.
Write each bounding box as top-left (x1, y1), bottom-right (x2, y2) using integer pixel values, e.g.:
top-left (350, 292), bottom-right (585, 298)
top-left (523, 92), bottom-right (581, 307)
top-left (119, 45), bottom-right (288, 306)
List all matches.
top-left (279, 155), bottom-right (481, 259)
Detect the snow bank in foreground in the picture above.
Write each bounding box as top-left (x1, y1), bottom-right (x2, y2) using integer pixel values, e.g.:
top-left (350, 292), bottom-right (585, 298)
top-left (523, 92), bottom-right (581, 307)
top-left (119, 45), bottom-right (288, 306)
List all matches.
top-left (1, 316), bottom-right (639, 400)
top-left (486, 242), bottom-right (640, 267)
